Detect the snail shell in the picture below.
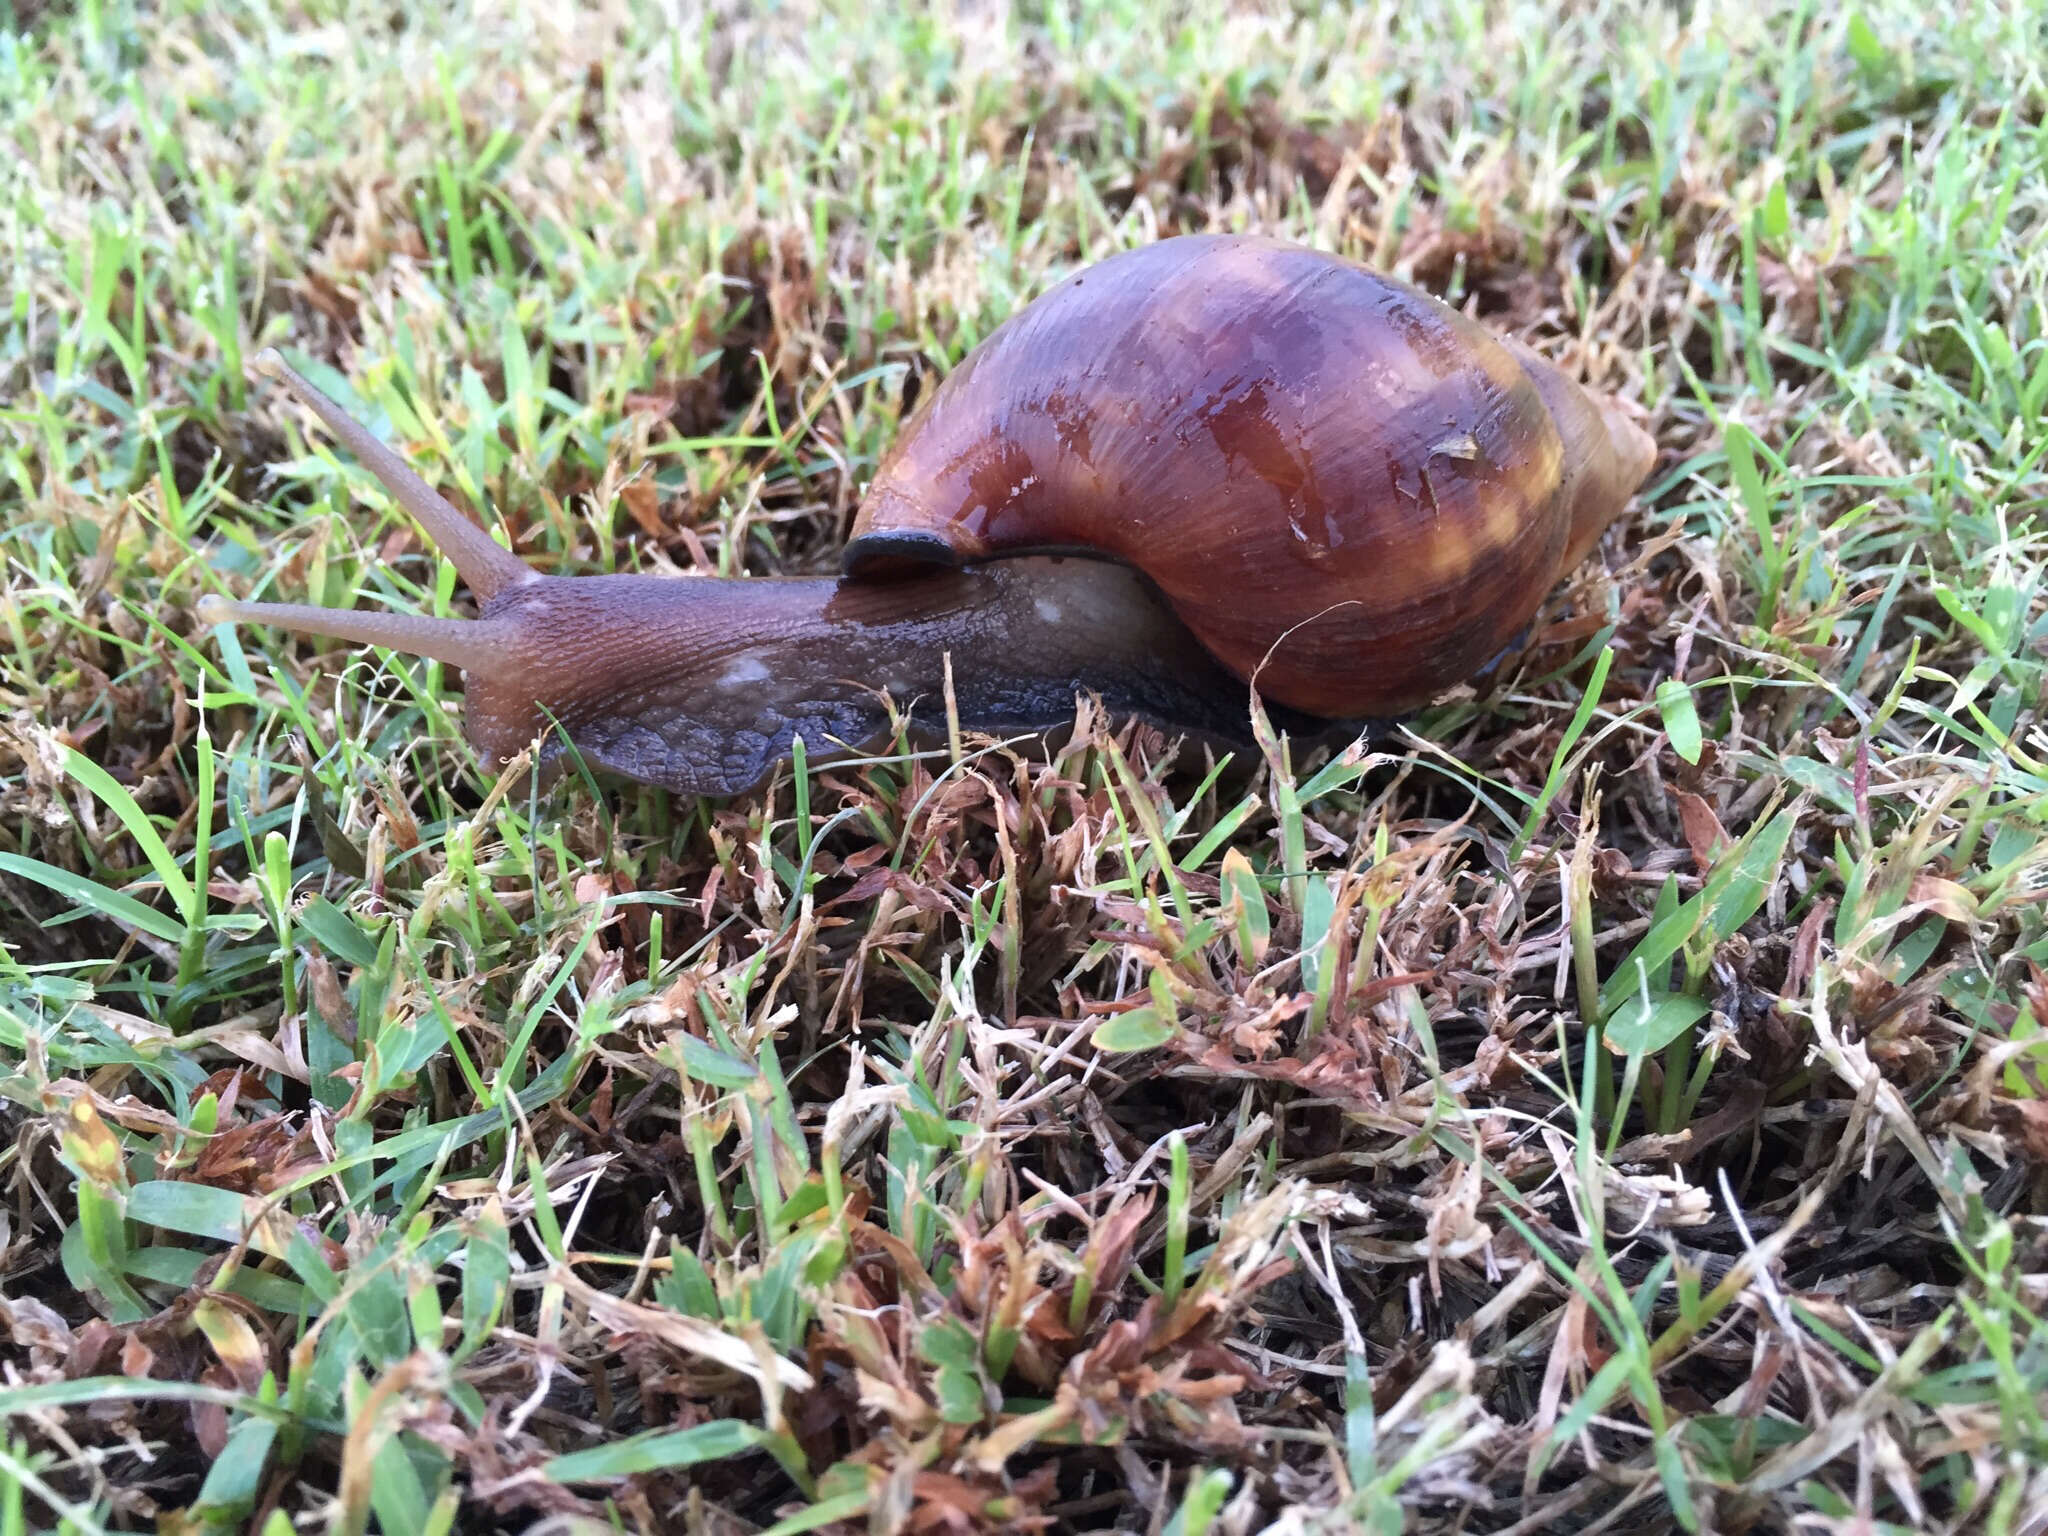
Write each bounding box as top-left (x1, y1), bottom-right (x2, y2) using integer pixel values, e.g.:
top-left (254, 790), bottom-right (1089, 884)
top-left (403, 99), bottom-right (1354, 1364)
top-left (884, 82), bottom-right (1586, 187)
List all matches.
top-left (846, 233), bottom-right (1657, 718)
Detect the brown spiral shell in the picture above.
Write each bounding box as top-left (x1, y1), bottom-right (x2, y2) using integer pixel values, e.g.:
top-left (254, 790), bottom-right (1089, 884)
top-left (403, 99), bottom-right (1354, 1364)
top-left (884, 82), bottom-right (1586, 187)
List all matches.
top-left (845, 233), bottom-right (1657, 719)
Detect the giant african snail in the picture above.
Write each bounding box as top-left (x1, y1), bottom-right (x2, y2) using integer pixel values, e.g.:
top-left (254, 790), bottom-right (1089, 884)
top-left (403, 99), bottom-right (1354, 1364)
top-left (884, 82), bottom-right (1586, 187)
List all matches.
top-left (199, 234), bottom-right (1657, 796)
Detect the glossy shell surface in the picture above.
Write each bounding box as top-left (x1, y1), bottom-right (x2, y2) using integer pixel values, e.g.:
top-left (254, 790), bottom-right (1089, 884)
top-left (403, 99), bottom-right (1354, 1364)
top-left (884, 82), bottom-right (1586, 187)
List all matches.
top-left (846, 233), bottom-right (1654, 717)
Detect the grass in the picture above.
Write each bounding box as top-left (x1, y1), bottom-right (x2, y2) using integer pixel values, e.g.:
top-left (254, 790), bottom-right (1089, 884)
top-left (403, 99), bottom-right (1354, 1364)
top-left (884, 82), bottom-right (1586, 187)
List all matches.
top-left (1, 0), bottom-right (2045, 1529)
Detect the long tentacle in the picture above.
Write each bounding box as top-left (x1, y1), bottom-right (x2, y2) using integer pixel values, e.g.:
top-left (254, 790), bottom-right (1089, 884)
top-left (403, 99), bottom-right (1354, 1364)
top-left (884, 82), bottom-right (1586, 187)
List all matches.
top-left (196, 595), bottom-right (520, 674)
top-left (253, 350), bottom-right (536, 599)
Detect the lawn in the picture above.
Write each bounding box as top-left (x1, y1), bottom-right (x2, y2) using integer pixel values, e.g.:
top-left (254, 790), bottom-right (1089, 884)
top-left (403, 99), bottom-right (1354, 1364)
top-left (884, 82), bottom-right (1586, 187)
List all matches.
top-left (2, 0), bottom-right (2045, 1531)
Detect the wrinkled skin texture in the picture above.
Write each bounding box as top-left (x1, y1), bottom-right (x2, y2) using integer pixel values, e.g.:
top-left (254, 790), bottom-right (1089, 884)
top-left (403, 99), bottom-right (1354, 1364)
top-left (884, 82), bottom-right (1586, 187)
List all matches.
top-left (464, 558), bottom-right (1332, 796)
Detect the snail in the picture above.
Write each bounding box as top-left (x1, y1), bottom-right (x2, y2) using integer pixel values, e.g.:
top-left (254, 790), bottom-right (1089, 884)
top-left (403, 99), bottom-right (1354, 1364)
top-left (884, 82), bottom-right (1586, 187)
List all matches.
top-left (199, 234), bottom-right (1657, 797)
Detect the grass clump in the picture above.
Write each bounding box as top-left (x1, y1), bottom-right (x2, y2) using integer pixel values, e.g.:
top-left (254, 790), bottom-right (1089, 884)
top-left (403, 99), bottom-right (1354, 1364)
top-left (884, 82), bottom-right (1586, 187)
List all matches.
top-left (3, 0), bottom-right (2047, 1531)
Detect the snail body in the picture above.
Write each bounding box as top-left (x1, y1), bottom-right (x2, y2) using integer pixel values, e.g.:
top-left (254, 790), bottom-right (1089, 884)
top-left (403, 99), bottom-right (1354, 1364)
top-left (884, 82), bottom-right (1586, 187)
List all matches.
top-left (201, 235), bottom-right (1656, 796)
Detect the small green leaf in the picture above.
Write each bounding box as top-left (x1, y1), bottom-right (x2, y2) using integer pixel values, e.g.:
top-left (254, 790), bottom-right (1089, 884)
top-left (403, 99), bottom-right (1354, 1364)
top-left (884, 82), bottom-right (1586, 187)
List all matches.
top-left (1845, 12), bottom-right (1890, 75)
top-left (1163, 1133), bottom-right (1191, 1309)
top-left (1163, 1468), bottom-right (1235, 1536)
top-left (1760, 177), bottom-right (1790, 243)
top-left (62, 747), bottom-right (193, 914)
top-left (348, 1265), bottom-right (414, 1367)
top-left (804, 1233), bottom-right (848, 1287)
top-left (296, 895), bottom-right (381, 970)
top-left (1093, 1005), bottom-right (1177, 1053)
top-left (1887, 917), bottom-right (1945, 983)
top-left (0, 851), bottom-right (187, 945)
top-left (1724, 423), bottom-right (1778, 558)
top-left (545, 1419), bottom-right (765, 1482)
top-left (1703, 808), bottom-right (1796, 943)
top-left (900, 1103), bottom-right (960, 1151)
top-left (1654, 1428), bottom-right (1702, 1531)
top-left (1656, 679), bottom-right (1703, 764)
top-left (920, 1315), bottom-right (979, 1373)
top-left (672, 1033), bottom-right (760, 1089)
top-left (1604, 992), bottom-right (1713, 1056)
top-left (1600, 900), bottom-right (1707, 1021)
top-left (1513, 645), bottom-right (1615, 857)
top-left (60, 1213), bottom-right (149, 1322)
top-left (1179, 793), bottom-right (1261, 871)
top-left (1777, 756), bottom-right (1854, 813)
top-left (1299, 872), bottom-right (1338, 993)
top-left (122, 1247), bottom-right (310, 1312)
top-left (1296, 752), bottom-right (1374, 804)
top-left (459, 1200), bottom-right (511, 1357)
top-left (1599, 808), bottom-right (1795, 1019)
top-left (367, 1425), bottom-right (435, 1536)
top-left (757, 1490), bottom-right (876, 1536)
top-left (1220, 848), bottom-right (1270, 969)
top-left (655, 1243), bottom-right (722, 1320)
top-left (933, 1365), bottom-right (983, 1423)
top-left (748, 1240), bottom-right (816, 1353)
top-left (127, 1180), bottom-right (267, 1245)
top-left (916, 1316), bottom-right (986, 1422)
top-left (194, 1414), bottom-right (278, 1518)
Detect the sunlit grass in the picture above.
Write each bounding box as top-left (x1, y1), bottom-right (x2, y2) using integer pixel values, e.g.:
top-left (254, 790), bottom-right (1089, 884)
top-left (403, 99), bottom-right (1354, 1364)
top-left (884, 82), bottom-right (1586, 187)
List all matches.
top-left (2, 0), bottom-right (2045, 1530)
